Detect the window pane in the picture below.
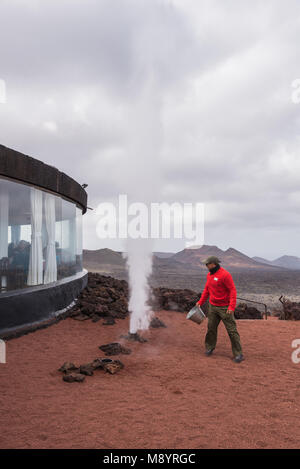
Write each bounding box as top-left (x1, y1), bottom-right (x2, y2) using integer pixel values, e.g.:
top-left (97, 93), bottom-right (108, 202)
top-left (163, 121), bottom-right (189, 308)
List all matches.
top-left (76, 206), bottom-right (83, 272)
top-left (0, 176), bottom-right (31, 292)
top-left (58, 198), bottom-right (77, 279)
top-left (1, 176), bottom-right (83, 292)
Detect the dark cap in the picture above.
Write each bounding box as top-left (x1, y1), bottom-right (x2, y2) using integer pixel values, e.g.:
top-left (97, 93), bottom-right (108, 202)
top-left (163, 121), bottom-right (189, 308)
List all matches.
top-left (203, 255), bottom-right (221, 265)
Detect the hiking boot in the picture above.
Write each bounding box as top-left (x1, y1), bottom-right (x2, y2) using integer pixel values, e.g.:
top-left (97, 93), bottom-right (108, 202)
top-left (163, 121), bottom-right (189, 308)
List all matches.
top-left (233, 354), bottom-right (245, 363)
top-left (205, 349), bottom-right (214, 356)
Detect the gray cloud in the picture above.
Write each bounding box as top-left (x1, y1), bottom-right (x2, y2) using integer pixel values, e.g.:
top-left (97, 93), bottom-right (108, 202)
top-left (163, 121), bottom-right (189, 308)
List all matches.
top-left (0, 0), bottom-right (300, 258)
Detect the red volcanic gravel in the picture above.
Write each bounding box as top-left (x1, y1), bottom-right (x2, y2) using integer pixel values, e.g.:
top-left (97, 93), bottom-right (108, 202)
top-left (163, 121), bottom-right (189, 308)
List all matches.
top-left (0, 312), bottom-right (300, 449)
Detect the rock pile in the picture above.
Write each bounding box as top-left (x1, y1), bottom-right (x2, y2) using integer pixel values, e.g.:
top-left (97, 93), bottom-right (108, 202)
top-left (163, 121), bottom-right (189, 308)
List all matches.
top-left (150, 287), bottom-right (203, 314)
top-left (68, 272), bottom-right (204, 325)
top-left (58, 357), bottom-right (124, 383)
top-left (99, 342), bottom-right (132, 356)
top-left (68, 272), bottom-right (272, 324)
top-left (69, 273), bottom-right (129, 324)
top-left (278, 296), bottom-right (300, 320)
top-left (234, 303), bottom-right (263, 320)
top-left (150, 317), bottom-right (166, 328)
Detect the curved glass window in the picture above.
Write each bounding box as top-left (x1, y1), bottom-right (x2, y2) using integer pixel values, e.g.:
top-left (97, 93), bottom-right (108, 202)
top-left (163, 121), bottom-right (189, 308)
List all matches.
top-left (0, 175), bottom-right (83, 293)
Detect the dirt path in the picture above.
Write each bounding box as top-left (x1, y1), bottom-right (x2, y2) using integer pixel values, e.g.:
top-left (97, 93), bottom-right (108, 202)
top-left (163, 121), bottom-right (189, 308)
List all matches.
top-left (0, 312), bottom-right (299, 449)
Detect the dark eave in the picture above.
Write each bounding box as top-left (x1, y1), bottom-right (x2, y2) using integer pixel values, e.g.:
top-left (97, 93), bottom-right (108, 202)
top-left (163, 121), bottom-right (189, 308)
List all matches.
top-left (0, 144), bottom-right (88, 214)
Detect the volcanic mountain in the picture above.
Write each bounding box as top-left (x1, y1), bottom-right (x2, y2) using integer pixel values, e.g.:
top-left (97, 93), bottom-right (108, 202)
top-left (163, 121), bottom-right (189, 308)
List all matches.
top-left (83, 248), bottom-right (126, 271)
top-left (252, 256), bottom-right (274, 266)
top-left (83, 248), bottom-right (184, 270)
top-left (253, 255), bottom-right (300, 270)
top-left (83, 245), bottom-right (286, 275)
top-left (172, 245), bottom-right (283, 271)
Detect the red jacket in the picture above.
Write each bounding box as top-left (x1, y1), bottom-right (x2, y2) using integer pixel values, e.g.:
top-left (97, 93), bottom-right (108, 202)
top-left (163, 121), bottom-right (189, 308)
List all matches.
top-left (197, 266), bottom-right (237, 310)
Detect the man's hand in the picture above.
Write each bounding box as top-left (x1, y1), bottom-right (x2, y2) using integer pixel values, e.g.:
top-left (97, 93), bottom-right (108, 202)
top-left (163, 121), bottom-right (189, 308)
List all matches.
top-left (226, 309), bottom-right (234, 314)
top-left (196, 303), bottom-right (201, 309)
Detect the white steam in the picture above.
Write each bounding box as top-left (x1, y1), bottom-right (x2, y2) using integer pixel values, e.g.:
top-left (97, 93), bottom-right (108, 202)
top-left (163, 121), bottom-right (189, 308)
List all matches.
top-left (122, 38), bottom-right (163, 333)
top-left (126, 237), bottom-right (154, 333)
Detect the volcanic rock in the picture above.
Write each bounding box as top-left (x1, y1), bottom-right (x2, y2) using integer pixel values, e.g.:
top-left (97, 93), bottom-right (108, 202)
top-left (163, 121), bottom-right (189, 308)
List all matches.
top-left (79, 363), bottom-right (95, 376)
top-left (113, 359), bottom-right (125, 369)
top-left (102, 316), bottom-right (116, 326)
top-left (234, 303), bottom-right (263, 320)
top-left (150, 317), bottom-right (166, 328)
top-left (102, 359), bottom-right (124, 374)
top-left (278, 296), bottom-right (300, 320)
top-left (120, 332), bottom-right (148, 343)
top-left (91, 315), bottom-right (101, 323)
top-left (63, 373), bottom-right (85, 383)
top-left (58, 362), bottom-right (79, 373)
top-left (99, 342), bottom-right (132, 356)
top-left (150, 287), bottom-right (206, 314)
top-left (69, 309), bottom-right (81, 318)
top-left (73, 314), bottom-right (90, 321)
top-left (90, 358), bottom-right (105, 370)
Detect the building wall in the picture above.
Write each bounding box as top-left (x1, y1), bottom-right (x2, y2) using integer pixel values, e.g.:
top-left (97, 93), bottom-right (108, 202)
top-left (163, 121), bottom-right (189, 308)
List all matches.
top-left (0, 175), bottom-right (83, 293)
top-left (0, 145), bottom-right (88, 335)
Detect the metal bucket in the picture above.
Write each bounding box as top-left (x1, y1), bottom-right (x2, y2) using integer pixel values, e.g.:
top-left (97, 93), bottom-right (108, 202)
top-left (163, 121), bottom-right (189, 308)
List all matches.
top-left (186, 305), bottom-right (206, 325)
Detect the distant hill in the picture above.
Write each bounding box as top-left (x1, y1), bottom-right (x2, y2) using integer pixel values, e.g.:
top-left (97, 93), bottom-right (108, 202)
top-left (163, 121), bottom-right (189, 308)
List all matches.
top-left (253, 255), bottom-right (300, 270)
top-left (153, 252), bottom-right (175, 258)
top-left (83, 245), bottom-right (288, 275)
top-left (152, 255), bottom-right (186, 269)
top-left (83, 248), bottom-right (125, 266)
top-left (83, 248), bottom-right (182, 269)
top-left (172, 245), bottom-right (223, 267)
top-left (272, 255), bottom-right (300, 270)
top-left (172, 245), bottom-right (282, 270)
top-left (253, 256), bottom-right (274, 266)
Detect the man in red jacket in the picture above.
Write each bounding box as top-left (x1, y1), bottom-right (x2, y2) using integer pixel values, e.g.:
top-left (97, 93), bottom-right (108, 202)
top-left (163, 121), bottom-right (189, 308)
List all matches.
top-left (196, 256), bottom-right (244, 363)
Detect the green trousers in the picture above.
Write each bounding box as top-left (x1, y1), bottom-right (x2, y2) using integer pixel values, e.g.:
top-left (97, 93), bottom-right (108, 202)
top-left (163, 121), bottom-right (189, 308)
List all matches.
top-left (205, 303), bottom-right (243, 357)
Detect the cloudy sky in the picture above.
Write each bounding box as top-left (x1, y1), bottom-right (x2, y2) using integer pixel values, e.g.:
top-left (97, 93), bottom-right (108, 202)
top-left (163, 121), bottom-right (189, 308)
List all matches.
top-left (1, 0), bottom-right (300, 259)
